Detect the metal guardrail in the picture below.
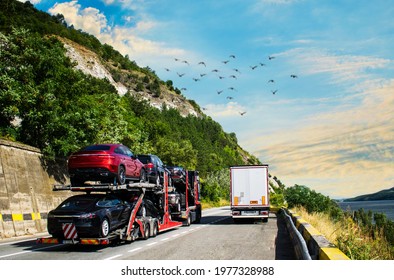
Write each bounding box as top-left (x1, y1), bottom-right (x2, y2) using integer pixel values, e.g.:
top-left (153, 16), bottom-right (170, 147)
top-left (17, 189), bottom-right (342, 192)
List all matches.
top-left (280, 209), bottom-right (312, 260)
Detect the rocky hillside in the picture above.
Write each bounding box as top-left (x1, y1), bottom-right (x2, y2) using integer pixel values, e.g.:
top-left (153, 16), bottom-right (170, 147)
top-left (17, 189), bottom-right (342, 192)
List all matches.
top-left (58, 37), bottom-right (201, 118)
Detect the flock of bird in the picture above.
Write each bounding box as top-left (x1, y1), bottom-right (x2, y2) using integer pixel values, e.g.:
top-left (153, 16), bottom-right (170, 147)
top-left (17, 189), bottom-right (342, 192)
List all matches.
top-left (163, 54), bottom-right (299, 116)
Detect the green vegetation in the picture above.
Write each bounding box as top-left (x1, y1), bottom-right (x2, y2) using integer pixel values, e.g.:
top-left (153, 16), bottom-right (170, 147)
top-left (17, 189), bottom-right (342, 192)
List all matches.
top-left (0, 0), bottom-right (260, 205)
top-left (284, 185), bottom-right (394, 260)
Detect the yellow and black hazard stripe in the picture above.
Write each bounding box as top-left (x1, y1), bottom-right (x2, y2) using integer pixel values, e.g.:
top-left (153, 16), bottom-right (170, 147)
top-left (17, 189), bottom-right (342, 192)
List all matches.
top-left (0, 212), bottom-right (48, 222)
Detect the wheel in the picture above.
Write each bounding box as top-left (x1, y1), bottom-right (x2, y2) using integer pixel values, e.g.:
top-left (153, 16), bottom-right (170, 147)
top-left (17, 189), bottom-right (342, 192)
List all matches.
top-left (140, 169), bottom-right (147, 183)
top-left (184, 214), bottom-right (191, 227)
top-left (70, 177), bottom-right (84, 187)
top-left (117, 165), bottom-right (126, 185)
top-left (262, 218), bottom-right (268, 223)
top-left (151, 222), bottom-right (158, 237)
top-left (100, 218), bottom-right (110, 237)
top-left (143, 224), bottom-right (150, 240)
top-left (195, 208), bottom-right (201, 224)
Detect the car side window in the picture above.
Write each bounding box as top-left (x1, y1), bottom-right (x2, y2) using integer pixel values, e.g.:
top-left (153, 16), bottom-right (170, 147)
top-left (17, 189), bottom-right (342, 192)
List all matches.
top-left (124, 147), bottom-right (133, 157)
top-left (97, 197), bottom-right (121, 207)
top-left (114, 147), bottom-right (124, 155)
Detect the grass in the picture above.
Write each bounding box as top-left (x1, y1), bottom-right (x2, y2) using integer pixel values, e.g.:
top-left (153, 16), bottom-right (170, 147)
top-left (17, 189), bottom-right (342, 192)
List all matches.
top-left (201, 198), bottom-right (229, 210)
top-left (293, 206), bottom-right (394, 260)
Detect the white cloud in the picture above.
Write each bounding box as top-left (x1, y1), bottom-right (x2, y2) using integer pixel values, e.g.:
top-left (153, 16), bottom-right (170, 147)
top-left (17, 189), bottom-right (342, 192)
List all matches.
top-left (49, 1), bottom-right (109, 35)
top-left (47, 1), bottom-right (185, 67)
top-left (204, 102), bottom-right (246, 118)
top-left (249, 79), bottom-right (394, 198)
top-left (17, 0), bottom-right (42, 4)
top-left (281, 48), bottom-right (390, 85)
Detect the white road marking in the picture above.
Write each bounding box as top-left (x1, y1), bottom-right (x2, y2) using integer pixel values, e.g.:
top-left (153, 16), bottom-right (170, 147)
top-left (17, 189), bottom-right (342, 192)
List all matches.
top-left (104, 254), bottom-right (123, 260)
top-left (128, 247), bottom-right (142, 253)
top-left (0, 250), bottom-right (31, 259)
top-left (146, 242), bottom-right (157, 246)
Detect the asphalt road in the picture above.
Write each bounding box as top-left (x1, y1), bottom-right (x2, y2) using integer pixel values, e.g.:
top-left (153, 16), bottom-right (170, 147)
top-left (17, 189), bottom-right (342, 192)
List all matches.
top-left (0, 207), bottom-right (295, 260)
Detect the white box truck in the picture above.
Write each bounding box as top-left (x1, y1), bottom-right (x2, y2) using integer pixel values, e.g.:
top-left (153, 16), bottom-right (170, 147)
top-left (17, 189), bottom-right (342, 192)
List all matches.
top-left (230, 165), bottom-right (270, 222)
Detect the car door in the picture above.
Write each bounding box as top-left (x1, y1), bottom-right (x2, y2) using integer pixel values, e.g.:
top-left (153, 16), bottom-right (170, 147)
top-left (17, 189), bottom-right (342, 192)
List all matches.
top-left (101, 197), bottom-right (128, 228)
top-left (122, 146), bottom-right (137, 177)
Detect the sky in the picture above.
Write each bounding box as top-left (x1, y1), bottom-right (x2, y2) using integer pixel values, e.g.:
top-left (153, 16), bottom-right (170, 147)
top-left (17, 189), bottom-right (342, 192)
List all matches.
top-left (22, 0), bottom-right (393, 199)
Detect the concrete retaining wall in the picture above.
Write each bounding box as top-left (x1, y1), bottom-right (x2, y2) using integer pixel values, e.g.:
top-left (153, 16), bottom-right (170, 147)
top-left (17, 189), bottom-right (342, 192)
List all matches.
top-left (0, 140), bottom-right (73, 239)
top-left (287, 209), bottom-right (350, 260)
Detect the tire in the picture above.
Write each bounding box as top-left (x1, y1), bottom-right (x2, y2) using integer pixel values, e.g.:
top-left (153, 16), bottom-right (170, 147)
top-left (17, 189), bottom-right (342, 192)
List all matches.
top-left (143, 223), bottom-right (150, 240)
top-left (151, 222), bottom-right (158, 237)
top-left (117, 165), bottom-right (126, 185)
top-left (70, 177), bottom-right (84, 187)
top-left (100, 218), bottom-right (110, 237)
top-left (184, 214), bottom-right (191, 227)
top-left (140, 169), bottom-right (147, 183)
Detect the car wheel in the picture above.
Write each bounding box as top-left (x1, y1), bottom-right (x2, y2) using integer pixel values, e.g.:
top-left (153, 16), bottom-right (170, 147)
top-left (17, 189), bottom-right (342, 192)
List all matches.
top-left (140, 169), bottom-right (147, 183)
top-left (101, 218), bottom-right (110, 237)
top-left (117, 165), bottom-right (126, 185)
top-left (70, 177), bottom-right (84, 187)
top-left (155, 175), bottom-right (160, 186)
top-left (151, 221), bottom-right (158, 238)
top-left (143, 223), bottom-right (150, 240)
top-left (184, 214), bottom-right (191, 227)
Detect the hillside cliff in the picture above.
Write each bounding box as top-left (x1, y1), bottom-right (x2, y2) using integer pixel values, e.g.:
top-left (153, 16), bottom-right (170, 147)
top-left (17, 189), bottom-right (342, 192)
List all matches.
top-left (0, 0), bottom-right (260, 176)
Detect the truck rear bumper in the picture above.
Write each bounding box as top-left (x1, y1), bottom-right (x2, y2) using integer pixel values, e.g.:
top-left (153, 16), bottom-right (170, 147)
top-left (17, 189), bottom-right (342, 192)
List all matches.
top-left (231, 207), bottom-right (270, 218)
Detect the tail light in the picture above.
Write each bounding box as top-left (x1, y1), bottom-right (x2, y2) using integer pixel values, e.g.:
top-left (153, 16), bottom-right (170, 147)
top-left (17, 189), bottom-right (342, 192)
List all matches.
top-left (146, 163), bottom-right (154, 169)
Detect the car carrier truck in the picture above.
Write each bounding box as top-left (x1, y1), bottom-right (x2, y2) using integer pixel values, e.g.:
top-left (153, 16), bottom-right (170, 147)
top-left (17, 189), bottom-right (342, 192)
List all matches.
top-left (37, 169), bottom-right (201, 245)
top-left (230, 165), bottom-right (270, 222)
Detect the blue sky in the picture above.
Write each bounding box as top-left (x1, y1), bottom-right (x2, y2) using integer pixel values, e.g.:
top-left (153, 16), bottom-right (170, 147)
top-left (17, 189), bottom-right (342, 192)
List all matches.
top-left (24, 0), bottom-right (393, 198)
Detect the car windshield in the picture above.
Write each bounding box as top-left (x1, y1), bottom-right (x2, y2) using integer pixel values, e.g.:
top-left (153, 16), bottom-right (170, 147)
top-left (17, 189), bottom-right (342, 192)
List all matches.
top-left (136, 155), bottom-right (151, 164)
top-left (82, 145), bottom-right (111, 151)
top-left (57, 196), bottom-right (97, 211)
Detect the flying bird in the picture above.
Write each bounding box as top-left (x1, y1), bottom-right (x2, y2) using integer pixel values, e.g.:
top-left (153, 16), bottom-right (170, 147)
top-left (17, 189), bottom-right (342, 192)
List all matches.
top-left (164, 68), bottom-right (170, 72)
top-left (227, 96), bottom-right (234, 100)
top-left (200, 73), bottom-right (207, 77)
top-left (229, 75), bottom-right (237, 79)
top-left (271, 90), bottom-right (278, 95)
top-left (268, 79), bottom-right (275, 83)
top-left (192, 78), bottom-right (200, 82)
top-left (250, 65), bottom-right (258, 70)
top-left (233, 68), bottom-right (241, 73)
top-left (222, 60), bottom-right (230, 64)
top-left (290, 74), bottom-right (298, 78)
top-left (229, 54), bottom-right (236, 59)
top-left (177, 72), bottom-right (185, 77)
top-left (259, 63), bottom-right (266, 67)
top-left (217, 90), bottom-right (223, 95)
top-left (212, 69), bottom-right (219, 72)
top-left (180, 88), bottom-right (187, 91)
top-left (198, 61), bottom-right (206, 67)
top-left (218, 76), bottom-right (225, 79)
top-left (228, 87), bottom-right (237, 91)
top-left (268, 56), bottom-right (275, 60)
top-left (174, 58), bottom-right (181, 61)
top-left (239, 111), bottom-right (247, 116)
top-left (182, 60), bottom-right (189, 65)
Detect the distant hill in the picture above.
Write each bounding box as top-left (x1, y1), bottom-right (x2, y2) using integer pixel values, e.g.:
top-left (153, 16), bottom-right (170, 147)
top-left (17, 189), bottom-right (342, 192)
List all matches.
top-left (344, 187), bottom-right (394, 201)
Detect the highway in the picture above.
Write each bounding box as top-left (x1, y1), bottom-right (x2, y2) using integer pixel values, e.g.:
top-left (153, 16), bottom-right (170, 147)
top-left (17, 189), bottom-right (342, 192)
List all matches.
top-left (0, 207), bottom-right (295, 260)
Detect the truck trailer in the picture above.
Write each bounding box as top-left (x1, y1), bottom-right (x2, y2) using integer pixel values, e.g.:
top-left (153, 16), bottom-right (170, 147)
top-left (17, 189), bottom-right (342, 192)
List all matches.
top-left (37, 169), bottom-right (201, 245)
top-left (230, 165), bottom-right (270, 222)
